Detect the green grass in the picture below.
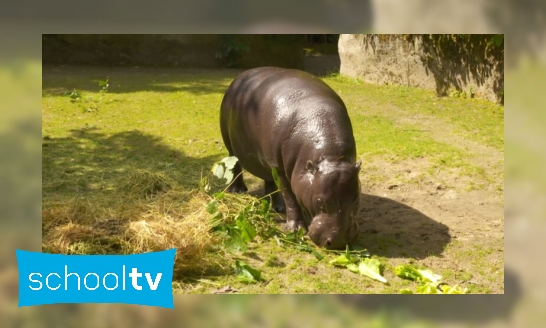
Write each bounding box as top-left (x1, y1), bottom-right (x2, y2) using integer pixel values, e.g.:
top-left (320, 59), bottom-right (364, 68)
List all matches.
top-left (324, 74), bottom-right (504, 151)
top-left (42, 66), bottom-right (503, 294)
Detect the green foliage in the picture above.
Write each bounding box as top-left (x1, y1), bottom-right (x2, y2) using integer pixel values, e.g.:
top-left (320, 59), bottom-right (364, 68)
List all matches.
top-left (201, 156), bottom-right (239, 193)
top-left (395, 264), bottom-right (441, 283)
top-left (488, 34), bottom-right (504, 48)
top-left (282, 228), bottom-right (324, 260)
top-left (329, 245), bottom-right (367, 266)
top-left (99, 78), bottom-right (109, 93)
top-left (449, 86), bottom-right (475, 99)
top-left (330, 246), bottom-right (387, 283)
top-left (271, 167), bottom-right (281, 190)
top-left (394, 264), bottom-right (467, 294)
top-left (215, 35), bottom-right (250, 68)
top-left (68, 88), bottom-right (81, 101)
top-left (233, 260), bottom-right (264, 283)
top-left (66, 78), bottom-right (109, 113)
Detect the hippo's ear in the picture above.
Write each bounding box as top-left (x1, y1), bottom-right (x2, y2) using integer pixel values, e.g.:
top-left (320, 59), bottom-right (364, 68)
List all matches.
top-left (355, 160), bottom-right (362, 172)
top-left (306, 160), bottom-right (318, 174)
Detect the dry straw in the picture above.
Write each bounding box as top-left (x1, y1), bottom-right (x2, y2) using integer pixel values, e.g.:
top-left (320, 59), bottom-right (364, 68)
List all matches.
top-left (42, 168), bottom-right (232, 275)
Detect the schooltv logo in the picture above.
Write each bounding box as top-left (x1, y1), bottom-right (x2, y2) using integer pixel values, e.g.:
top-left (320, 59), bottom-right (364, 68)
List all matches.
top-left (16, 249), bottom-right (176, 308)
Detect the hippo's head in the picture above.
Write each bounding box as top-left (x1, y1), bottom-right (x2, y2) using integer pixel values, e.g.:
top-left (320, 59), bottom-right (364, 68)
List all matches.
top-left (297, 158), bottom-right (361, 250)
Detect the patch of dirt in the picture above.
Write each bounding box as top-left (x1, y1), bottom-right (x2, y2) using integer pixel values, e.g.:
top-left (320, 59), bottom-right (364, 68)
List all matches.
top-left (356, 157), bottom-right (504, 293)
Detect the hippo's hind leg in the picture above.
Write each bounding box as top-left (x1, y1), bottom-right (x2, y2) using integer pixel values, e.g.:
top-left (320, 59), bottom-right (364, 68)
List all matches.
top-left (227, 161), bottom-right (248, 193)
top-left (220, 134), bottom-right (247, 194)
top-left (264, 180), bottom-right (285, 213)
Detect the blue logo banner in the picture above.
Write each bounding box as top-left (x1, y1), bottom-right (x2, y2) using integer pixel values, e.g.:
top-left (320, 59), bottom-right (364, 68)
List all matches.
top-left (16, 249), bottom-right (176, 308)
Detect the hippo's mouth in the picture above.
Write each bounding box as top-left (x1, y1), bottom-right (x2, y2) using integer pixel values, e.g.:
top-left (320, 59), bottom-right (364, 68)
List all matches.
top-left (307, 214), bottom-right (360, 249)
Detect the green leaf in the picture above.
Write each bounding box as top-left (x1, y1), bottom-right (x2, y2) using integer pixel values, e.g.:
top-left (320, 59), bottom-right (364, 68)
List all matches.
top-left (285, 227), bottom-right (306, 244)
top-left (211, 163), bottom-right (226, 180)
top-left (69, 89), bottom-right (81, 100)
top-left (221, 156), bottom-right (239, 170)
top-left (346, 263), bottom-right (359, 273)
top-left (259, 199), bottom-right (270, 215)
top-left (296, 227), bottom-right (306, 239)
top-left (223, 170), bottom-right (234, 185)
top-left (329, 254), bottom-right (352, 266)
top-left (416, 282), bottom-right (440, 294)
top-left (329, 246), bottom-right (359, 266)
top-left (344, 244), bottom-right (350, 257)
top-left (271, 168), bottom-right (281, 190)
top-left (294, 244), bottom-right (311, 252)
top-left (417, 269), bottom-right (442, 284)
top-left (213, 192), bottom-right (225, 200)
top-left (236, 214), bottom-right (256, 243)
top-left (357, 258), bottom-right (387, 284)
top-left (292, 243), bottom-right (323, 260)
top-left (206, 200), bottom-right (219, 214)
top-left (274, 235), bottom-right (284, 246)
top-left (401, 282), bottom-right (467, 294)
top-left (394, 264), bottom-right (421, 281)
top-left (310, 249), bottom-right (324, 260)
top-left (233, 260), bottom-right (262, 283)
top-left (209, 157), bottom-right (238, 186)
top-left (394, 264), bottom-right (441, 283)
top-left (225, 228), bottom-right (247, 253)
top-left (209, 213), bottom-right (224, 230)
top-left (440, 284), bottom-right (468, 294)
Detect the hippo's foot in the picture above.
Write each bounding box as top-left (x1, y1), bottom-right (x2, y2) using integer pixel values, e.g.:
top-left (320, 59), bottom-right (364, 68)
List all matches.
top-left (285, 218), bottom-right (307, 233)
top-left (271, 193), bottom-right (286, 213)
top-left (227, 181), bottom-right (248, 194)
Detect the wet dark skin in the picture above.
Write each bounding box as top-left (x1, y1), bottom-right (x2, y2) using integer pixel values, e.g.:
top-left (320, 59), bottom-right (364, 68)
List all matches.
top-left (220, 67), bottom-right (361, 249)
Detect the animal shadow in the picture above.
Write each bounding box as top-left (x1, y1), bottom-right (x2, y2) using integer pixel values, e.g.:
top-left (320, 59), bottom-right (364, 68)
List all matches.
top-left (355, 193), bottom-right (451, 259)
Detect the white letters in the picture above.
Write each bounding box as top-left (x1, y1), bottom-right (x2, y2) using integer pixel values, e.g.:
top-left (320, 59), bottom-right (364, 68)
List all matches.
top-left (29, 273), bottom-right (42, 290)
top-left (129, 267), bottom-right (142, 290)
top-left (30, 266), bottom-right (162, 292)
top-left (46, 273), bottom-right (61, 290)
top-left (145, 273), bottom-right (162, 291)
top-left (84, 273), bottom-right (100, 291)
top-left (103, 273), bottom-right (118, 291)
top-left (65, 265), bottom-right (81, 291)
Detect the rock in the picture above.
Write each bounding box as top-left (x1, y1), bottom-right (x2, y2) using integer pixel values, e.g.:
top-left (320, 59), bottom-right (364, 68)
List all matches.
top-left (338, 34), bottom-right (503, 103)
top-left (388, 184), bottom-right (401, 190)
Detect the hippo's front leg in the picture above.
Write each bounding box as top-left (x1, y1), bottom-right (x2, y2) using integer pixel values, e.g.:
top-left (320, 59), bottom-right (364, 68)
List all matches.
top-left (276, 173), bottom-right (307, 232)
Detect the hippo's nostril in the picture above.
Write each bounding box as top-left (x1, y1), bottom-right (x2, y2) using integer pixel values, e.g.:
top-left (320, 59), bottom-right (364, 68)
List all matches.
top-left (325, 239), bottom-right (332, 247)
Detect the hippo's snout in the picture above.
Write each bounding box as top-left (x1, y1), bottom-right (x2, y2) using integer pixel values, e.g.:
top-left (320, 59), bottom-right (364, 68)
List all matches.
top-left (308, 215), bottom-right (359, 250)
top-left (323, 231), bottom-right (348, 250)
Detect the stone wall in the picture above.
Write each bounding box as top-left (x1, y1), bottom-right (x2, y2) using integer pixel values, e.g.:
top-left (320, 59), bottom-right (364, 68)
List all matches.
top-left (339, 34), bottom-right (504, 103)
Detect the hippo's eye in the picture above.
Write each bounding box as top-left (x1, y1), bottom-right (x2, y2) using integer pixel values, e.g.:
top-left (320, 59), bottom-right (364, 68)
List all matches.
top-left (316, 198), bottom-right (324, 212)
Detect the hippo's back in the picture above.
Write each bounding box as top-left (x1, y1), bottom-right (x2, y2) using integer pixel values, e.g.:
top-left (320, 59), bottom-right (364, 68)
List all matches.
top-left (220, 67), bottom-right (355, 180)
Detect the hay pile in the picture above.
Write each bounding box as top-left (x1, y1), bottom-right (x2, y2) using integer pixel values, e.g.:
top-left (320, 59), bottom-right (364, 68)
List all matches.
top-left (42, 168), bottom-right (229, 276)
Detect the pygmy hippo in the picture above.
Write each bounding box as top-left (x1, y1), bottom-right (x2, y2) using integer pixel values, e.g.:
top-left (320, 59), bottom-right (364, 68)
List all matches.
top-left (219, 67), bottom-right (361, 249)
